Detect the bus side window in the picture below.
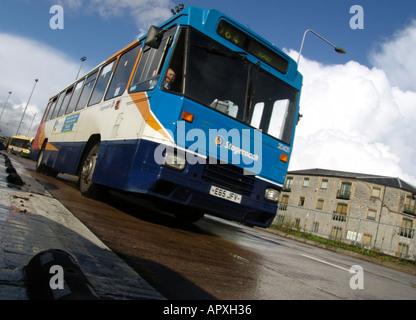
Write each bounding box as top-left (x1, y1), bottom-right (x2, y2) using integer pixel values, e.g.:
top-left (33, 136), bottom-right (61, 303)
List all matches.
top-left (42, 100), bottom-right (54, 123)
top-left (57, 86), bottom-right (74, 118)
top-left (88, 61), bottom-right (116, 107)
top-left (105, 44), bottom-right (140, 101)
top-left (75, 71), bottom-right (98, 111)
top-left (47, 98), bottom-right (58, 121)
top-left (50, 91), bottom-right (65, 120)
top-left (66, 79), bottom-right (84, 115)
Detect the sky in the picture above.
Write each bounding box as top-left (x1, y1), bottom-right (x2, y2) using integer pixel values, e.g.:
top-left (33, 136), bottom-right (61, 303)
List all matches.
top-left (0, 0), bottom-right (415, 185)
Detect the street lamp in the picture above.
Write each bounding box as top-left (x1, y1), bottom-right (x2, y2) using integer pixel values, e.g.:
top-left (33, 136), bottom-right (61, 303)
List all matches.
top-left (27, 113), bottom-right (37, 136)
top-left (0, 91), bottom-right (12, 121)
top-left (297, 29), bottom-right (346, 65)
top-left (16, 79), bottom-right (38, 136)
top-left (76, 56), bottom-right (87, 80)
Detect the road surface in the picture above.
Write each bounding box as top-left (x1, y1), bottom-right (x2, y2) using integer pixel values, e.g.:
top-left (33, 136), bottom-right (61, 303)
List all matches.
top-left (13, 154), bottom-right (416, 300)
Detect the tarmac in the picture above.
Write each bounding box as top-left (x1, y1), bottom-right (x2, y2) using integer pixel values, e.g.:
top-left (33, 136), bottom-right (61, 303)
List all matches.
top-left (0, 151), bottom-right (165, 300)
top-left (2, 151), bottom-right (415, 301)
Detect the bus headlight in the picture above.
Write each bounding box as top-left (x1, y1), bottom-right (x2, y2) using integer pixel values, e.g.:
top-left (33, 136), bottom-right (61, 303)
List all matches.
top-left (164, 151), bottom-right (186, 171)
top-left (265, 188), bottom-right (280, 202)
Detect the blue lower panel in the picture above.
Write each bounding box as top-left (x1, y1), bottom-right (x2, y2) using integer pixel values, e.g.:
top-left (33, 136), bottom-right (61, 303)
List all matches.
top-left (93, 139), bottom-right (278, 227)
top-left (33, 138), bottom-right (278, 227)
top-left (31, 142), bottom-right (85, 175)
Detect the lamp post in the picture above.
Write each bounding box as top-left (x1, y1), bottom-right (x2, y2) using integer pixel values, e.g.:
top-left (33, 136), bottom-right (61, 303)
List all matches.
top-left (76, 56), bottom-right (87, 80)
top-left (27, 113), bottom-right (37, 136)
top-left (0, 91), bottom-right (12, 121)
top-left (16, 79), bottom-right (38, 136)
top-left (297, 29), bottom-right (346, 65)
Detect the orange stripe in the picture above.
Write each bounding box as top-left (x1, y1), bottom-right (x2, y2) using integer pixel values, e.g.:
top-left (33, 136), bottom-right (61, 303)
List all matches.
top-left (105, 40), bottom-right (140, 63)
top-left (128, 92), bottom-right (172, 140)
top-left (32, 123), bottom-right (58, 151)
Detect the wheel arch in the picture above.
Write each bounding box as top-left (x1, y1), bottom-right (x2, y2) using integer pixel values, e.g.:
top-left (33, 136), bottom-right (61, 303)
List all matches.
top-left (76, 134), bottom-right (101, 176)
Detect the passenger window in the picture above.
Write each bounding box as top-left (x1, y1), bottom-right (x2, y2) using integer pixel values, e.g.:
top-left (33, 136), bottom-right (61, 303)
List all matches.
top-left (57, 86), bottom-right (74, 118)
top-left (105, 45), bottom-right (140, 100)
top-left (66, 80), bottom-right (84, 114)
top-left (42, 99), bottom-right (54, 123)
top-left (75, 71), bottom-right (98, 111)
top-left (47, 99), bottom-right (58, 121)
top-left (88, 61), bottom-right (115, 106)
top-left (50, 91), bottom-right (65, 120)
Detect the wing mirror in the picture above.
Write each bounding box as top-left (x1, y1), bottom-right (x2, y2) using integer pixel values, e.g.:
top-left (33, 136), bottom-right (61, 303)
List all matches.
top-left (145, 26), bottom-right (166, 49)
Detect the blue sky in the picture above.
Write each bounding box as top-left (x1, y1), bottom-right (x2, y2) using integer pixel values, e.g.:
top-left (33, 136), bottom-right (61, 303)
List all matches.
top-left (1, 0), bottom-right (416, 184)
top-left (1, 0), bottom-right (415, 68)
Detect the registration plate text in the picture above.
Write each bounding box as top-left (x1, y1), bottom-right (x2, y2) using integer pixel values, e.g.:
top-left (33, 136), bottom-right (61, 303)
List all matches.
top-left (209, 186), bottom-right (242, 204)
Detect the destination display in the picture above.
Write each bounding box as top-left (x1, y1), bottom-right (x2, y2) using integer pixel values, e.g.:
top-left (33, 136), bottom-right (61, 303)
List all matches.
top-left (217, 20), bottom-right (289, 73)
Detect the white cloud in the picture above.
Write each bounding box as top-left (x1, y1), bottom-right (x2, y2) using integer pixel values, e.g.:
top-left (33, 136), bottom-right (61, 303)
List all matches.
top-left (286, 37), bottom-right (416, 186)
top-left (0, 33), bottom-right (81, 137)
top-left (370, 19), bottom-right (416, 92)
top-left (57, 0), bottom-right (174, 35)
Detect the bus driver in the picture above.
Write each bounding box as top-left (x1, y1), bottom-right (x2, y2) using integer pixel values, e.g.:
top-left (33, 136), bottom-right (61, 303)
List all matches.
top-left (163, 68), bottom-right (176, 89)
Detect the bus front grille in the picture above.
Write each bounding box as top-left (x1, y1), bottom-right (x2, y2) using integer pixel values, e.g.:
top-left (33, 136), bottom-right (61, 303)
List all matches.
top-left (201, 162), bottom-right (255, 196)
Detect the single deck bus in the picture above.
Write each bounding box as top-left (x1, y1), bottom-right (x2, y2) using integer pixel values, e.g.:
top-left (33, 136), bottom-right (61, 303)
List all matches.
top-left (31, 6), bottom-right (303, 227)
top-left (8, 135), bottom-right (33, 158)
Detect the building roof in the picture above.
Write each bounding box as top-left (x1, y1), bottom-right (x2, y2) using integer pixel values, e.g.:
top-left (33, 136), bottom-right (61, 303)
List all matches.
top-left (287, 168), bottom-right (416, 194)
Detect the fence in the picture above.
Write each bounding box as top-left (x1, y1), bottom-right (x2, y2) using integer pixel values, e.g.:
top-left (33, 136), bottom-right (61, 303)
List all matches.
top-left (273, 203), bottom-right (416, 261)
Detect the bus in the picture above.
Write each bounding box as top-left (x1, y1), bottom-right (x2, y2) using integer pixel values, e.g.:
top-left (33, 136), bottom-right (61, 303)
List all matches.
top-left (8, 135), bottom-right (33, 158)
top-left (31, 6), bottom-right (303, 227)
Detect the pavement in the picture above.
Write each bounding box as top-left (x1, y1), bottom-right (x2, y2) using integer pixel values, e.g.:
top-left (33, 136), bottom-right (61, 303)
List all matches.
top-left (0, 151), bottom-right (165, 300)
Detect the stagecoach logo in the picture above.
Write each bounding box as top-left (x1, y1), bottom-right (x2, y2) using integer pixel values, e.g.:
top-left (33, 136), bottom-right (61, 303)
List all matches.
top-left (154, 123), bottom-right (263, 175)
top-left (216, 136), bottom-right (259, 162)
top-left (215, 136), bottom-right (225, 147)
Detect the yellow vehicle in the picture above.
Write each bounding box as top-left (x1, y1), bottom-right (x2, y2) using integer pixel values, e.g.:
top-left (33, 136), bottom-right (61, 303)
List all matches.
top-left (8, 135), bottom-right (33, 158)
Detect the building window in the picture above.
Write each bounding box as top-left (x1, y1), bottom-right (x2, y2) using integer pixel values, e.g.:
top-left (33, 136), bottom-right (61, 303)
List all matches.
top-left (298, 197), bottom-right (305, 207)
top-left (371, 187), bottom-right (381, 199)
top-left (399, 218), bottom-right (414, 239)
top-left (321, 179), bottom-right (328, 189)
top-left (331, 226), bottom-right (343, 240)
top-left (283, 177), bottom-right (293, 192)
top-left (367, 209), bottom-right (377, 220)
top-left (316, 199), bottom-right (324, 210)
top-left (279, 195), bottom-right (289, 211)
top-left (362, 233), bottom-right (373, 246)
top-left (333, 203), bottom-right (348, 221)
top-left (295, 218), bottom-right (301, 229)
top-left (275, 215), bottom-right (285, 227)
top-left (303, 178), bottom-right (309, 187)
top-left (337, 182), bottom-right (351, 200)
top-left (398, 243), bottom-right (409, 259)
top-left (404, 195), bottom-right (416, 215)
top-left (312, 221), bottom-right (319, 233)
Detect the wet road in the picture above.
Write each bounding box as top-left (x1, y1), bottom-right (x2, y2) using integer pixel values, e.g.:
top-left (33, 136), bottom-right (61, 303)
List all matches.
top-left (13, 155), bottom-right (416, 300)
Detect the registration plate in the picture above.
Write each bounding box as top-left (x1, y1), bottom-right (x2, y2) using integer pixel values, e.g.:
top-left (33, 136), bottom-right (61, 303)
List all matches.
top-left (209, 186), bottom-right (242, 204)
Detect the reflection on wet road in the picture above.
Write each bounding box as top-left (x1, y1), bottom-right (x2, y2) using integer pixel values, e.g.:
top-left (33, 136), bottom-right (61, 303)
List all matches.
top-left (13, 155), bottom-right (416, 300)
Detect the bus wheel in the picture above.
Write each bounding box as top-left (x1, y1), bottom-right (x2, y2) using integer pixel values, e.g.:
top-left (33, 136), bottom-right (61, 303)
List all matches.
top-left (79, 143), bottom-right (100, 197)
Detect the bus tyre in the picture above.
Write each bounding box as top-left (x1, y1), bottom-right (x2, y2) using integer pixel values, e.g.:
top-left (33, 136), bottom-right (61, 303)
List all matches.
top-left (79, 143), bottom-right (100, 198)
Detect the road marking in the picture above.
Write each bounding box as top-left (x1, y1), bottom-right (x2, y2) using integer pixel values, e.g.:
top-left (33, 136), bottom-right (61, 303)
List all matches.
top-left (300, 254), bottom-right (351, 272)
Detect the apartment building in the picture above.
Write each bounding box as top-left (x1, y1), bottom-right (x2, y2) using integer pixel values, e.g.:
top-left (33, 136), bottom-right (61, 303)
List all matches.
top-left (272, 168), bottom-right (416, 260)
